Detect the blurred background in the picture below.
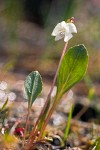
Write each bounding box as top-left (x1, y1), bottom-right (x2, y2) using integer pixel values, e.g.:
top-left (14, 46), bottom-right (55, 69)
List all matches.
top-left (0, 0), bottom-right (100, 102)
top-left (0, 0), bottom-right (100, 80)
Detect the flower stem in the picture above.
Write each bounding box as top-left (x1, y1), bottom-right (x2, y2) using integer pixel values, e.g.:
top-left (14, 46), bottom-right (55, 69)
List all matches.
top-left (35, 42), bottom-right (68, 125)
top-left (38, 94), bottom-right (61, 139)
top-left (23, 104), bottom-right (30, 148)
top-left (27, 42), bottom-right (68, 146)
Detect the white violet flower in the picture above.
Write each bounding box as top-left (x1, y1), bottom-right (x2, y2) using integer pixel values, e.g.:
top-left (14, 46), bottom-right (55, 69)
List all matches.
top-left (51, 21), bottom-right (77, 42)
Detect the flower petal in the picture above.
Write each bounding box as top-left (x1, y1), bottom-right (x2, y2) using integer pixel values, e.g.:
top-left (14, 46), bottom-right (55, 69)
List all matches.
top-left (51, 21), bottom-right (66, 36)
top-left (61, 21), bottom-right (67, 28)
top-left (64, 33), bottom-right (73, 42)
top-left (67, 23), bottom-right (77, 33)
top-left (55, 34), bottom-right (64, 41)
top-left (51, 22), bottom-right (62, 36)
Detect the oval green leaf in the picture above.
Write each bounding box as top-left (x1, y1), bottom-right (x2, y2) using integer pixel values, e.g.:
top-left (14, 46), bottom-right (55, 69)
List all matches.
top-left (25, 71), bottom-right (42, 108)
top-left (57, 44), bottom-right (88, 98)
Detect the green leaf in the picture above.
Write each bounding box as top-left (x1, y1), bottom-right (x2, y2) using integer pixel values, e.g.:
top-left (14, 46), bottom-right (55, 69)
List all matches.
top-left (38, 100), bottom-right (50, 132)
top-left (63, 104), bottom-right (73, 143)
top-left (0, 99), bottom-right (8, 113)
top-left (25, 71), bottom-right (42, 107)
top-left (57, 44), bottom-right (88, 98)
top-left (95, 138), bottom-right (100, 150)
top-left (2, 111), bottom-right (8, 127)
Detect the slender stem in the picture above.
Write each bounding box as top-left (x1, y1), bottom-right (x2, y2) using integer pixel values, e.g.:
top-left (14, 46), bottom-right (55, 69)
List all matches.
top-left (26, 42), bottom-right (68, 147)
top-left (35, 42), bottom-right (68, 127)
top-left (23, 104), bottom-right (30, 148)
top-left (38, 94), bottom-right (60, 139)
top-left (37, 42), bottom-right (69, 139)
top-left (63, 104), bottom-right (73, 142)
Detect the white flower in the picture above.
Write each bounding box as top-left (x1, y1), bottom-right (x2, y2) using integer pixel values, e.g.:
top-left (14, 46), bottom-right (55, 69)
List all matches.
top-left (51, 21), bottom-right (77, 42)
